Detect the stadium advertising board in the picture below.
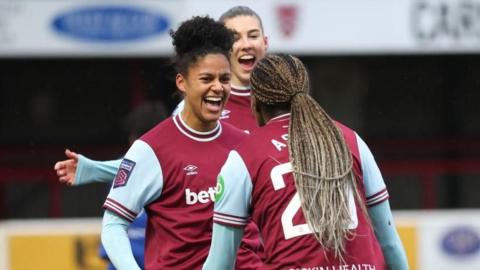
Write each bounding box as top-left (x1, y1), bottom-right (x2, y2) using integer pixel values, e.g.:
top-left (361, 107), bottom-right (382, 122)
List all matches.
top-left (0, 219), bottom-right (105, 270)
top-left (0, 212), bottom-right (479, 269)
top-left (0, 0), bottom-right (479, 55)
top-left (395, 210), bottom-right (480, 269)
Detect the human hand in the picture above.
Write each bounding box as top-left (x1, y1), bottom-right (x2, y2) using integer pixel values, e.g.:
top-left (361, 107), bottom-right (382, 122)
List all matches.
top-left (54, 149), bottom-right (79, 186)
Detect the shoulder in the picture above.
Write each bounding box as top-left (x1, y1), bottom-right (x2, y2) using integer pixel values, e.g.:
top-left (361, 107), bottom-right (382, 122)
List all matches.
top-left (334, 121), bottom-right (356, 140)
top-left (334, 120), bottom-right (360, 155)
top-left (333, 121), bottom-right (365, 179)
top-left (237, 124), bottom-right (286, 158)
top-left (139, 117), bottom-right (175, 145)
top-left (221, 121), bottom-right (249, 140)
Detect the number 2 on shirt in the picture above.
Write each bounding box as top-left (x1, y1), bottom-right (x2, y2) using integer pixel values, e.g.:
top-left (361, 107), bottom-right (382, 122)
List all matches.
top-left (271, 162), bottom-right (358, 240)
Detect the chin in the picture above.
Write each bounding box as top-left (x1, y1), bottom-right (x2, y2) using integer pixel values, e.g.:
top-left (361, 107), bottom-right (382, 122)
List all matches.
top-left (203, 113), bottom-right (221, 123)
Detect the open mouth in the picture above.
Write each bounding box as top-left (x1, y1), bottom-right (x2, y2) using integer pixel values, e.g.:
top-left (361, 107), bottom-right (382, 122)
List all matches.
top-left (238, 55), bottom-right (256, 69)
top-left (203, 96), bottom-right (223, 110)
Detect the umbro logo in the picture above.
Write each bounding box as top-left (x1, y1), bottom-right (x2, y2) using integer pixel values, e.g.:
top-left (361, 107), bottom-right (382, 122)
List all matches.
top-left (220, 109), bottom-right (231, 119)
top-left (184, 165), bottom-right (198, 175)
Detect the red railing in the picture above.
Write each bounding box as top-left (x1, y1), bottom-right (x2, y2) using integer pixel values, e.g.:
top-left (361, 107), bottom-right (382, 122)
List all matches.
top-left (380, 159), bottom-right (480, 209)
top-left (0, 166), bottom-right (60, 217)
top-left (1, 141), bottom-right (479, 217)
top-left (0, 145), bottom-right (125, 218)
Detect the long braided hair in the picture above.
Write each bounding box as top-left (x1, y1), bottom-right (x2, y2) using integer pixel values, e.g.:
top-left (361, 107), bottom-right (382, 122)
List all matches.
top-left (251, 54), bottom-right (365, 261)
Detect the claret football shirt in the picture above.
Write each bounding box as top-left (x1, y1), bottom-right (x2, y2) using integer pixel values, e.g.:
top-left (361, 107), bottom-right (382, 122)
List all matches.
top-left (103, 114), bottom-right (262, 270)
top-left (213, 114), bottom-right (388, 270)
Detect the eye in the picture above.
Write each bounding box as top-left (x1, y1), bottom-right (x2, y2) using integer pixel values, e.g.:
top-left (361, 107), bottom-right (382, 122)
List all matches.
top-left (200, 76), bottom-right (213, 83)
top-left (248, 30), bottom-right (261, 39)
top-left (220, 74), bottom-right (231, 84)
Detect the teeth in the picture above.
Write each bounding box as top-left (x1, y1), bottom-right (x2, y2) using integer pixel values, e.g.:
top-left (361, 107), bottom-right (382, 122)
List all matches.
top-left (204, 97), bottom-right (222, 102)
top-left (239, 55), bottom-right (254, 60)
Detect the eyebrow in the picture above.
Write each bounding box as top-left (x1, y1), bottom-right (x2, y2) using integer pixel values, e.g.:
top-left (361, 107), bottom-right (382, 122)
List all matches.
top-left (197, 72), bottom-right (230, 76)
top-left (232, 29), bottom-right (261, 35)
top-left (198, 72), bottom-right (214, 76)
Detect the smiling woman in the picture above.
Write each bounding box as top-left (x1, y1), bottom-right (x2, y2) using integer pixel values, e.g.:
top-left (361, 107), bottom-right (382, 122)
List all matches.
top-left (169, 16), bottom-right (234, 131)
top-left (220, 8), bottom-right (268, 87)
top-left (100, 15), bottom-right (263, 270)
top-left (175, 53), bottom-right (231, 131)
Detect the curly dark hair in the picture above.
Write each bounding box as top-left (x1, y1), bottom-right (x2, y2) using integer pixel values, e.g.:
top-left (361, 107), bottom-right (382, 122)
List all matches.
top-left (170, 16), bottom-right (234, 74)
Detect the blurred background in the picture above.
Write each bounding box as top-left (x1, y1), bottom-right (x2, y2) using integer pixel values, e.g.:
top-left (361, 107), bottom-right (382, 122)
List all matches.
top-left (0, 0), bottom-right (479, 269)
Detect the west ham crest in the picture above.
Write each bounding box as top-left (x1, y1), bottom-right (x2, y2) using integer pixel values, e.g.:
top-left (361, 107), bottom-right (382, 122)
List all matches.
top-left (277, 5), bottom-right (298, 38)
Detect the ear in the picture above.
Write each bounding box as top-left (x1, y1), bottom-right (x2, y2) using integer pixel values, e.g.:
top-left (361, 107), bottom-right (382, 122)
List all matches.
top-left (176, 73), bottom-right (186, 94)
top-left (263, 36), bottom-right (269, 51)
top-left (251, 95), bottom-right (266, 127)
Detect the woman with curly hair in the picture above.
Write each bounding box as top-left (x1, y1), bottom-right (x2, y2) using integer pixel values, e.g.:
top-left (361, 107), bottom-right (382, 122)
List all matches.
top-left (203, 54), bottom-right (408, 270)
top-left (100, 16), bottom-right (262, 270)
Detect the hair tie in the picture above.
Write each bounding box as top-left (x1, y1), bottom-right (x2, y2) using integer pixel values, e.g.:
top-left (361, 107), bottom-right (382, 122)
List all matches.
top-left (290, 91), bottom-right (305, 101)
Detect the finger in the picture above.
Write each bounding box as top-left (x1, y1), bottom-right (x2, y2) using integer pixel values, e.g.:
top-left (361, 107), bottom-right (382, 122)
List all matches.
top-left (54, 161), bottom-right (63, 170)
top-left (65, 149), bottom-right (78, 160)
top-left (56, 169), bottom-right (66, 177)
top-left (61, 177), bottom-right (74, 186)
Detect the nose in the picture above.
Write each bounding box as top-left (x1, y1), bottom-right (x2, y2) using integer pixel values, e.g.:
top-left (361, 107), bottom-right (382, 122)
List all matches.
top-left (211, 79), bottom-right (224, 92)
top-left (237, 36), bottom-right (252, 50)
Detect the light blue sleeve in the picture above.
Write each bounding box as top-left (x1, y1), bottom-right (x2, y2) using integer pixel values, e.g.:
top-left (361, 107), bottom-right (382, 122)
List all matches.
top-left (104, 140), bottom-right (163, 221)
top-left (356, 133), bottom-right (389, 207)
top-left (356, 133), bottom-right (387, 198)
top-left (102, 211), bottom-right (142, 270)
top-left (356, 133), bottom-right (409, 269)
top-left (202, 223), bottom-right (244, 270)
top-left (212, 150), bottom-right (252, 227)
top-left (368, 201), bottom-right (409, 270)
top-left (75, 155), bottom-right (121, 186)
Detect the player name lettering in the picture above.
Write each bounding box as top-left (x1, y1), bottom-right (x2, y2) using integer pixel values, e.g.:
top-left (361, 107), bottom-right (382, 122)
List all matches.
top-left (185, 187), bottom-right (217, 205)
top-left (289, 264), bottom-right (376, 270)
top-left (271, 133), bottom-right (288, 151)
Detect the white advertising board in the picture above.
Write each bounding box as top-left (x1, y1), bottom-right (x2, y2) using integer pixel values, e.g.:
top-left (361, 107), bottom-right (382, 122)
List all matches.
top-left (395, 210), bottom-right (480, 269)
top-left (0, 0), bottom-right (480, 56)
top-left (0, 211), bottom-right (480, 269)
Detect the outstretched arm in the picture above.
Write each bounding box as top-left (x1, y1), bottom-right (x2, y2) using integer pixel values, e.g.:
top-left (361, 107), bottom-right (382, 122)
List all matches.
top-left (75, 155), bottom-right (121, 185)
top-left (54, 149), bottom-right (121, 186)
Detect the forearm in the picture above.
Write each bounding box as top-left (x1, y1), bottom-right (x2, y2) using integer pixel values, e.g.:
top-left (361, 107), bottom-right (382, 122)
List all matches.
top-left (202, 223), bottom-right (244, 270)
top-left (101, 211), bottom-right (141, 270)
top-left (368, 201), bottom-right (409, 270)
top-left (75, 155), bottom-right (121, 185)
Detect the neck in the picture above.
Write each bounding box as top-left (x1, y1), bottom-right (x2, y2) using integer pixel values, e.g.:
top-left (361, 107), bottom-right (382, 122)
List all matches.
top-left (231, 77), bottom-right (250, 88)
top-left (262, 108), bottom-right (291, 123)
top-left (231, 84), bottom-right (251, 91)
top-left (180, 109), bottom-right (218, 132)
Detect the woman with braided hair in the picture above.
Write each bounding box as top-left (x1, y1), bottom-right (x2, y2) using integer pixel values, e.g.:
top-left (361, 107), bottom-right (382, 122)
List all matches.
top-left (203, 54), bottom-right (408, 269)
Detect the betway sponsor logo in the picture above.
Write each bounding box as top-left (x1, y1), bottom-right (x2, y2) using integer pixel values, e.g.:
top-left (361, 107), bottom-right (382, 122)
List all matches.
top-left (185, 187), bottom-right (217, 205)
